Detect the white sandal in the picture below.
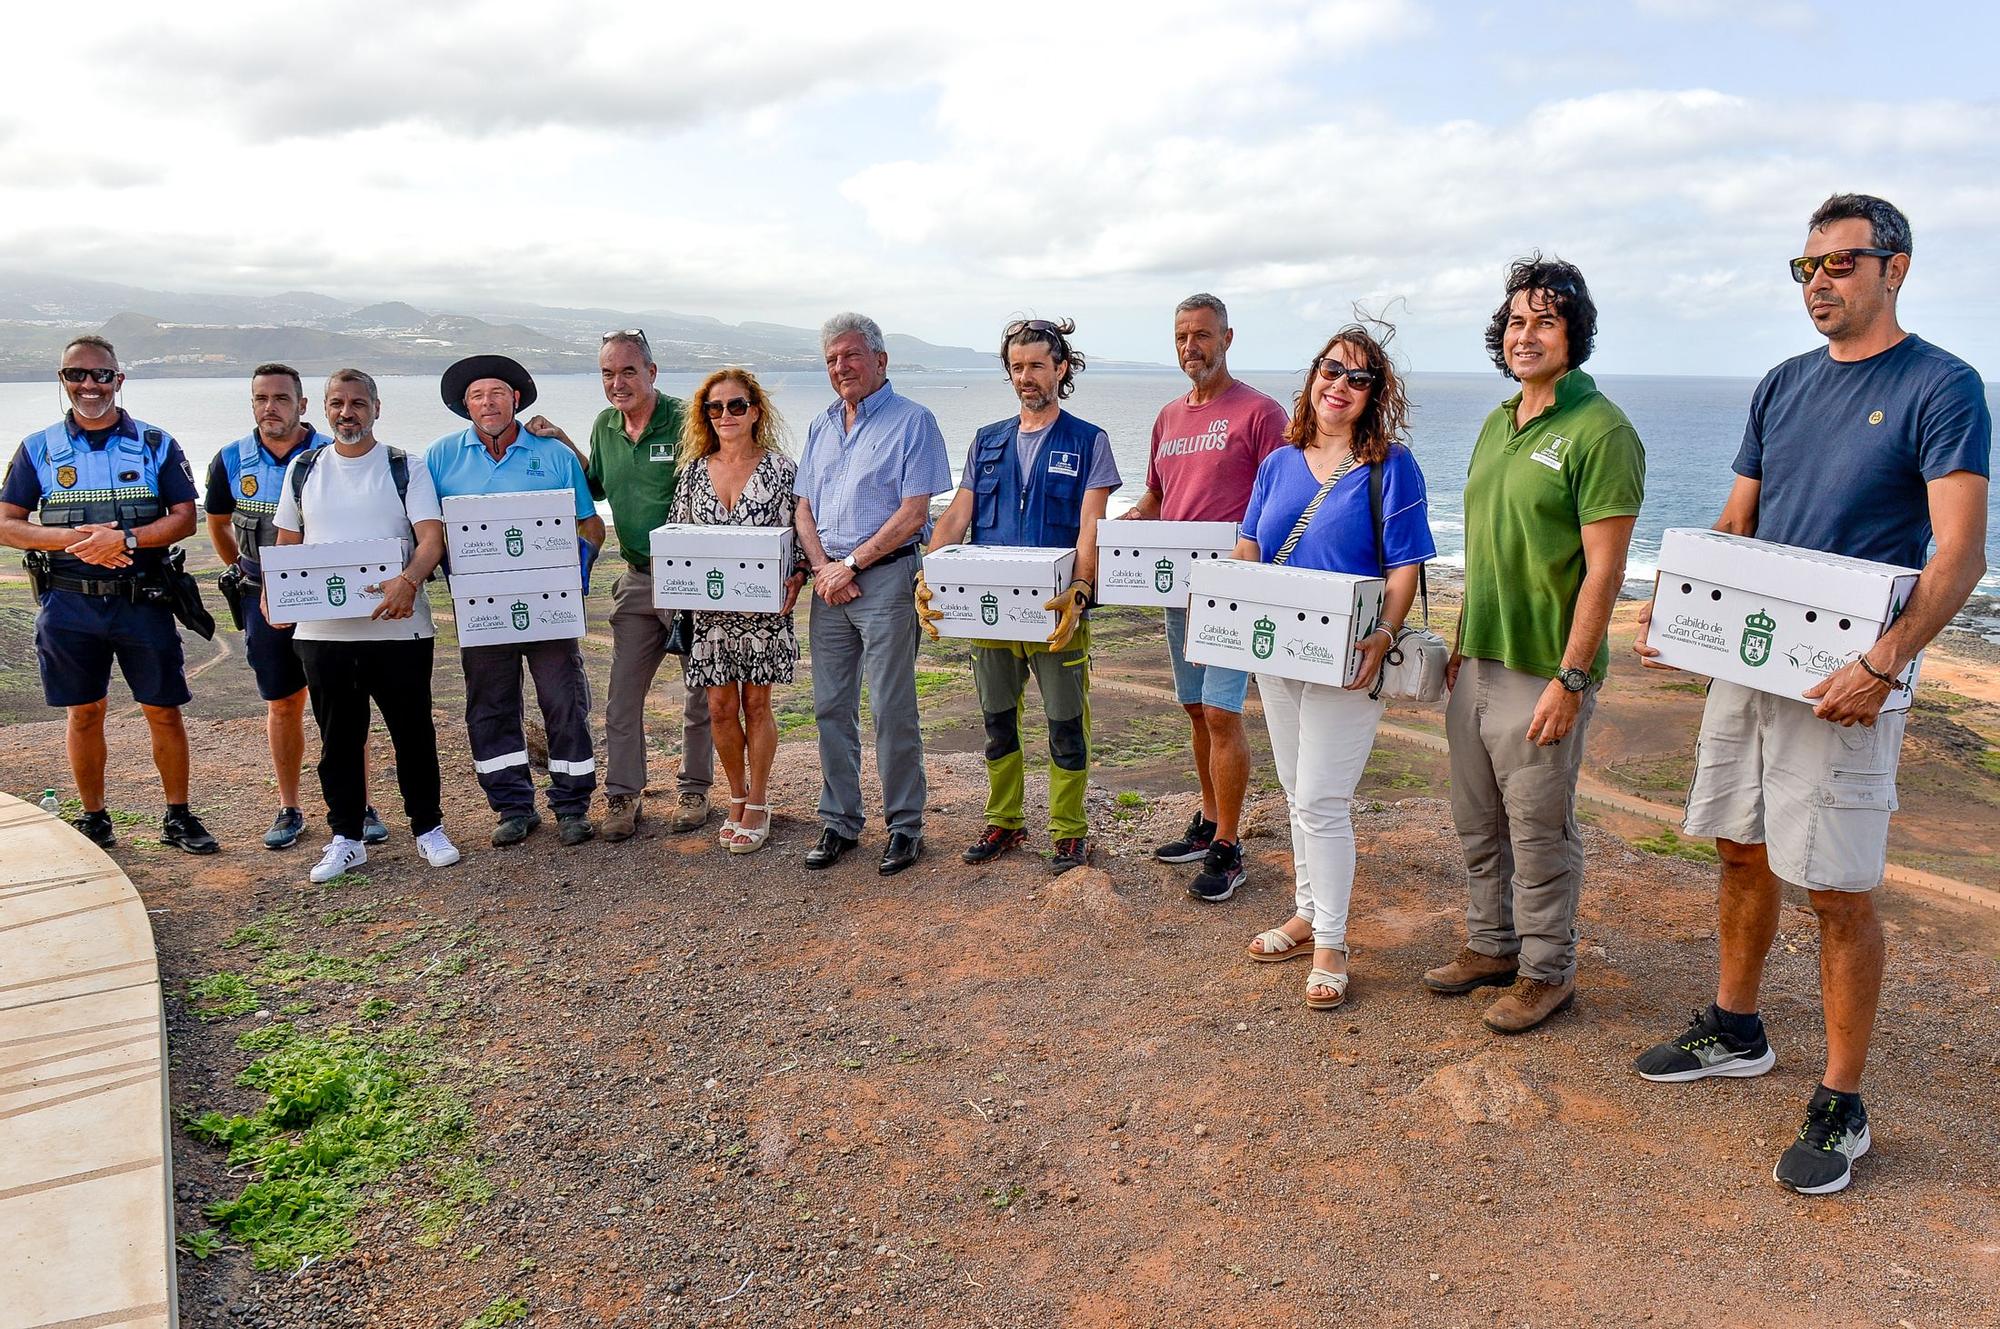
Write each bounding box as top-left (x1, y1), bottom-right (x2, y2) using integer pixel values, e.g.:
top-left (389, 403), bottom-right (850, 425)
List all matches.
top-left (728, 804), bottom-right (771, 855)
top-left (718, 797), bottom-right (748, 847)
top-left (1305, 954), bottom-right (1351, 1010)
top-left (1246, 922), bottom-right (1314, 963)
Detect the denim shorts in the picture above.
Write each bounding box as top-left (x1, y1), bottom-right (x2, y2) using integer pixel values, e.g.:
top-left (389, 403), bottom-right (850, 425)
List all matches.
top-left (1163, 606), bottom-right (1249, 713)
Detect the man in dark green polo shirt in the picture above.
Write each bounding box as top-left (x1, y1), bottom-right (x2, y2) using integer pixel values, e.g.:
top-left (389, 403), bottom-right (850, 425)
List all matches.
top-left (1422, 255), bottom-right (1645, 1034)
top-left (534, 331), bottom-right (712, 840)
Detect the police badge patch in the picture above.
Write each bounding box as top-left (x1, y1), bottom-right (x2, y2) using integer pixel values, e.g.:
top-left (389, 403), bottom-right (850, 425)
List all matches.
top-left (55, 465), bottom-right (77, 488)
top-left (241, 474), bottom-right (259, 497)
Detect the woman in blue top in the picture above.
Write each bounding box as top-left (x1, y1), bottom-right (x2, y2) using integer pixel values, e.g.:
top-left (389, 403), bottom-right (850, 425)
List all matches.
top-left (1235, 325), bottom-right (1437, 1009)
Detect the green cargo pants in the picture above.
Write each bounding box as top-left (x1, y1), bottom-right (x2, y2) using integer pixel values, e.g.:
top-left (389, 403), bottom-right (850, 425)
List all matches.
top-left (970, 621), bottom-right (1092, 838)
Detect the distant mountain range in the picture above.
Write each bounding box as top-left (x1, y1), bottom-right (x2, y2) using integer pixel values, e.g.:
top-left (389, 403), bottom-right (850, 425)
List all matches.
top-left (0, 273), bottom-right (1086, 380)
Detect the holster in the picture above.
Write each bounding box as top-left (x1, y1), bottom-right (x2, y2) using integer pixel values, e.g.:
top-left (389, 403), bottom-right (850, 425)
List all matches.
top-left (162, 547), bottom-right (216, 640)
top-left (23, 549), bottom-right (50, 599)
top-left (217, 565), bottom-right (249, 632)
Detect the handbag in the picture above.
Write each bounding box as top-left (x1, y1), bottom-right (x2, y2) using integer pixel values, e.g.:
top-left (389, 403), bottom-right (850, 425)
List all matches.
top-left (1367, 464), bottom-right (1448, 703)
top-left (662, 608), bottom-right (695, 657)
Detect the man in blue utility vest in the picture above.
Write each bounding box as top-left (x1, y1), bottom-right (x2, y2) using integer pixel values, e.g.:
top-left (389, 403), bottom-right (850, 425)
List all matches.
top-left (427, 354), bottom-right (606, 848)
top-left (918, 318), bottom-right (1120, 873)
top-left (204, 363), bottom-right (389, 851)
top-left (0, 335), bottom-right (219, 852)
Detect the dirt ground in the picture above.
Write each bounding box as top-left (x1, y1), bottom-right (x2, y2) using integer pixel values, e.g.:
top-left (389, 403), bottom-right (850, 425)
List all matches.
top-left (4, 585), bottom-right (2000, 1329)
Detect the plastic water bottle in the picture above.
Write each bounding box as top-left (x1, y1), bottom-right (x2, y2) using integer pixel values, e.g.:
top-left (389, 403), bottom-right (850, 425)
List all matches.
top-left (38, 789), bottom-right (60, 815)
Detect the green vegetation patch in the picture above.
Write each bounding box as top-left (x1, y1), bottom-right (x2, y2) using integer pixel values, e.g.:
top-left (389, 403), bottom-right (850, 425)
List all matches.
top-left (462, 1298), bottom-right (529, 1329)
top-left (185, 1023), bottom-right (483, 1271)
top-left (188, 973), bottom-right (260, 1022)
top-left (1632, 827), bottom-right (1720, 864)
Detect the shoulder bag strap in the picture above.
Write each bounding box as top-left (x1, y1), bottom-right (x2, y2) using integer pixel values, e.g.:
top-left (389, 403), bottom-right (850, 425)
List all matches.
top-left (1367, 457), bottom-right (1430, 630)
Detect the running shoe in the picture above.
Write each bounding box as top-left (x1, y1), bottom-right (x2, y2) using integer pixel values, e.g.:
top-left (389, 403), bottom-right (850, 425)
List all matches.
top-left (1774, 1086), bottom-right (1870, 1195)
top-left (310, 837), bottom-right (367, 883)
top-left (1634, 1006), bottom-right (1776, 1082)
top-left (1154, 811), bottom-right (1215, 864)
top-left (1186, 839), bottom-right (1245, 903)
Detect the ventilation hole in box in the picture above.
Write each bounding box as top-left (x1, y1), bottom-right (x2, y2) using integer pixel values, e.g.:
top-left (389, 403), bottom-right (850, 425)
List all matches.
top-left (739, 562), bottom-right (748, 569)
top-left (1680, 582), bottom-right (1692, 594)
top-left (1710, 590), bottom-right (1722, 601)
top-left (1206, 599), bottom-right (1216, 608)
top-left (1321, 616), bottom-right (1330, 625)
top-left (1229, 602), bottom-right (1239, 612)
top-left (1297, 612), bottom-right (1306, 621)
top-left (1839, 618), bottom-right (1851, 631)
top-left (1806, 611), bottom-right (1817, 623)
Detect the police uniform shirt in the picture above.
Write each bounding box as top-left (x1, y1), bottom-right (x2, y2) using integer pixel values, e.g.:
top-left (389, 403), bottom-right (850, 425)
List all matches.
top-left (1, 411), bottom-right (200, 577)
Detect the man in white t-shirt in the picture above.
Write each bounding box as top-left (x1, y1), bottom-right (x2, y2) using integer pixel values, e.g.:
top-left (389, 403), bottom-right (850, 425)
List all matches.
top-left (269, 368), bottom-right (458, 882)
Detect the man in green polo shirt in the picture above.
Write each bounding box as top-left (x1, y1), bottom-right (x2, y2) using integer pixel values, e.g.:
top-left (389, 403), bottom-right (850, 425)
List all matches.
top-left (1422, 256), bottom-right (1645, 1034)
top-left (534, 331), bottom-right (712, 840)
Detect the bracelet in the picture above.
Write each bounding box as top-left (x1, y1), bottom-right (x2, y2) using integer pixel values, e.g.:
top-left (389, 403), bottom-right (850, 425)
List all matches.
top-left (396, 573), bottom-right (421, 591)
top-left (1856, 654), bottom-right (1907, 692)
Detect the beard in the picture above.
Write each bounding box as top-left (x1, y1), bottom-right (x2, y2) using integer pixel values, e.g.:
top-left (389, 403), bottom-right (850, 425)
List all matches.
top-left (1016, 387), bottom-right (1052, 413)
top-left (333, 424), bottom-right (370, 445)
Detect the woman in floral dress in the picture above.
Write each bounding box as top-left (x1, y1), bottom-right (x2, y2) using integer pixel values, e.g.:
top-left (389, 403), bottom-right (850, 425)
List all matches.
top-left (671, 368), bottom-right (808, 853)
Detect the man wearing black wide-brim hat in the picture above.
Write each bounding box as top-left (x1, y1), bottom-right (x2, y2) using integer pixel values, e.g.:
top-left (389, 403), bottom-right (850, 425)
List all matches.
top-left (426, 354), bottom-right (607, 847)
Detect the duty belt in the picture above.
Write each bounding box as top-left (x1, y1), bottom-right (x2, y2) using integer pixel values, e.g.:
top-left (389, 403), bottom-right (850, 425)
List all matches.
top-left (45, 572), bottom-right (164, 601)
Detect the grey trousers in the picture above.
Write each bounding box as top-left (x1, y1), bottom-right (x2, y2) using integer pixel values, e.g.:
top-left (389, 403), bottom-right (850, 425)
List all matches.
top-left (462, 639), bottom-right (597, 819)
top-left (605, 567), bottom-right (714, 798)
top-left (1446, 657), bottom-right (1598, 983)
top-left (809, 556), bottom-right (926, 838)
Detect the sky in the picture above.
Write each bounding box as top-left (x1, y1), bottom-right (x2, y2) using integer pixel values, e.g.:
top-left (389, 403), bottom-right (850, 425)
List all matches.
top-left (5, 0), bottom-right (1997, 376)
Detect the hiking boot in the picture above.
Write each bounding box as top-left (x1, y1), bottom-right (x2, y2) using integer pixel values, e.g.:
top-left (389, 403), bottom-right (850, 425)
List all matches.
top-left (558, 813), bottom-right (597, 846)
top-left (161, 806), bottom-right (220, 855)
top-left (1482, 975), bottom-right (1576, 1034)
top-left (1634, 1005), bottom-right (1776, 1082)
top-left (264, 806), bottom-right (306, 850)
top-left (72, 809), bottom-right (117, 849)
top-left (602, 794), bottom-right (641, 843)
top-left (1422, 947), bottom-right (1520, 995)
top-left (360, 806), bottom-right (389, 845)
top-left (1155, 810), bottom-right (1216, 864)
top-left (1050, 837), bottom-right (1091, 873)
top-left (669, 791), bottom-right (711, 834)
top-left (963, 825), bottom-right (1027, 864)
top-left (491, 811), bottom-right (542, 847)
top-left (309, 837), bottom-right (367, 884)
top-left (1774, 1086), bottom-right (1871, 1195)
top-left (1187, 839), bottom-right (1245, 903)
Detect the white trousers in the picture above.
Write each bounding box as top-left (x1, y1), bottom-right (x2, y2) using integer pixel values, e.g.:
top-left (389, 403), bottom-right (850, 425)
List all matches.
top-left (1256, 675), bottom-right (1385, 951)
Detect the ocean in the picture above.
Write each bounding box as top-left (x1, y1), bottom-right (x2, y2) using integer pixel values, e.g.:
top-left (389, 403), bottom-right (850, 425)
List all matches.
top-left (4, 368), bottom-right (1996, 635)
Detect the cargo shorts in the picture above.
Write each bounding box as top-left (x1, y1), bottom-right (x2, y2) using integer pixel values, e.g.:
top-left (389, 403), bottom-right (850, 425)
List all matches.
top-left (1682, 680), bottom-right (1905, 892)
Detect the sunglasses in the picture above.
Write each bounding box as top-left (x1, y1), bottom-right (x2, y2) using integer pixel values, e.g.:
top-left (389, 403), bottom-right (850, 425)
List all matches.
top-left (602, 327), bottom-right (650, 347)
top-left (703, 396), bottom-right (753, 419)
top-left (59, 367), bottom-right (118, 385)
top-left (1314, 359), bottom-right (1378, 389)
top-left (1789, 249), bottom-right (1897, 284)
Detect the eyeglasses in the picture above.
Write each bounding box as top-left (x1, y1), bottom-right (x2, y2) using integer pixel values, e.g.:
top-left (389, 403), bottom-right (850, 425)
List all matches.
top-left (601, 328), bottom-right (650, 348)
top-left (1789, 249), bottom-right (1897, 284)
top-left (703, 396), bottom-right (752, 419)
top-left (1313, 359), bottom-right (1378, 389)
top-left (59, 367), bottom-right (117, 385)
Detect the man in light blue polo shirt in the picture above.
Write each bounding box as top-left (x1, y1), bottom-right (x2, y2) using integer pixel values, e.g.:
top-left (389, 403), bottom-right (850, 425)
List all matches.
top-left (793, 312), bottom-right (953, 875)
top-left (428, 354), bottom-right (606, 848)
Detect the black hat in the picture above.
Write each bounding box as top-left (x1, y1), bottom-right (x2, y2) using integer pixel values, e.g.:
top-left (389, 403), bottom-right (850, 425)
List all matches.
top-left (440, 354), bottom-right (537, 419)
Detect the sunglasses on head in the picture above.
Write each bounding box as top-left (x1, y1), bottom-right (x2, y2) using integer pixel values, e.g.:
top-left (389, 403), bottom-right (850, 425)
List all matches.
top-left (59, 367), bottom-right (117, 385)
top-left (602, 327), bottom-right (649, 347)
top-left (703, 396), bottom-right (752, 419)
top-left (1789, 249), bottom-right (1897, 284)
top-left (1313, 358), bottom-right (1378, 389)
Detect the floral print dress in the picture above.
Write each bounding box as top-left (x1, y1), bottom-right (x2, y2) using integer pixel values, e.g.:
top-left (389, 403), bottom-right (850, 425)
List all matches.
top-left (670, 449), bottom-right (806, 688)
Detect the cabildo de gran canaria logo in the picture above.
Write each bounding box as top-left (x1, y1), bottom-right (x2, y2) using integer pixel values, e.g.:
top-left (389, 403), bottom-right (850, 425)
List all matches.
top-left (980, 592), bottom-right (999, 626)
top-left (1154, 557), bottom-right (1176, 595)
top-left (706, 568), bottom-right (725, 600)
top-left (511, 600), bottom-right (531, 631)
top-left (1252, 615), bottom-right (1276, 660)
top-left (505, 526), bottom-right (524, 558)
top-left (326, 574), bottom-right (347, 607)
top-left (1740, 608), bottom-right (1776, 667)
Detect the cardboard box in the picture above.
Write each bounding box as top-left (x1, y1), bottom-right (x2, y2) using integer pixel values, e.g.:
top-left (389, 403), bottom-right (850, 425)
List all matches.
top-left (648, 524), bottom-right (797, 611)
top-left (1649, 529), bottom-right (1921, 712)
top-left (259, 539), bottom-right (408, 623)
top-left (1183, 560), bottom-right (1385, 686)
top-left (921, 545), bottom-right (1077, 643)
top-left (447, 564), bottom-right (586, 648)
top-left (442, 490), bottom-right (578, 575)
top-left (1095, 520), bottom-right (1241, 607)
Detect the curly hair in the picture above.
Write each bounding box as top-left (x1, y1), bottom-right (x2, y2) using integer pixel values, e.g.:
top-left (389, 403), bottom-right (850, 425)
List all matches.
top-left (999, 317), bottom-right (1085, 399)
top-left (679, 367), bottom-right (787, 468)
top-left (1283, 323), bottom-right (1410, 467)
top-left (1482, 253), bottom-right (1597, 380)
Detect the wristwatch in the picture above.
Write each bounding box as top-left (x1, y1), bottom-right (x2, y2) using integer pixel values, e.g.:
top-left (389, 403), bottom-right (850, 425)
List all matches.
top-left (1556, 666), bottom-right (1590, 693)
top-left (122, 531), bottom-right (139, 554)
top-left (841, 553), bottom-right (860, 572)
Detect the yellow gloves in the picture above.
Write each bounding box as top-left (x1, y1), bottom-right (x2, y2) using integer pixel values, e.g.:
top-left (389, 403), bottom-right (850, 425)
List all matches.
top-left (1044, 579), bottom-right (1090, 651)
top-left (915, 570), bottom-right (942, 640)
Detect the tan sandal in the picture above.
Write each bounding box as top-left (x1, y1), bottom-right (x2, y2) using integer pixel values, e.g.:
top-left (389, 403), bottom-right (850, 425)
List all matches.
top-left (1247, 923), bottom-right (1315, 963)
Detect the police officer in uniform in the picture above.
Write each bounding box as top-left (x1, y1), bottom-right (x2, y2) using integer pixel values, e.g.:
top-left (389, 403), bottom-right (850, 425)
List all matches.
top-left (204, 363), bottom-right (390, 850)
top-left (0, 335), bottom-right (220, 852)
top-left (918, 318), bottom-right (1120, 873)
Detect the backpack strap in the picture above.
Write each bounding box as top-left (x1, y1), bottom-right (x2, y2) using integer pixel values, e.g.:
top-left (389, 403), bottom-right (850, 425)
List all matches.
top-left (288, 445), bottom-right (325, 506)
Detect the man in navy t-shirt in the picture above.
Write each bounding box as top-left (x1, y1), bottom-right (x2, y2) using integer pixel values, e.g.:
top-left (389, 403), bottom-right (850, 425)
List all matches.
top-left (1634, 194), bottom-right (1991, 1196)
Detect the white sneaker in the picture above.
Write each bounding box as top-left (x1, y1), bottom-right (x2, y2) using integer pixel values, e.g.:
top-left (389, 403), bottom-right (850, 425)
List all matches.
top-left (416, 826), bottom-right (461, 868)
top-left (309, 837), bottom-right (367, 883)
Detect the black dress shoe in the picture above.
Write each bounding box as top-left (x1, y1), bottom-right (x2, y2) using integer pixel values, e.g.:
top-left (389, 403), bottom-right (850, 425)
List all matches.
top-left (879, 831), bottom-right (924, 875)
top-left (804, 827), bottom-right (858, 870)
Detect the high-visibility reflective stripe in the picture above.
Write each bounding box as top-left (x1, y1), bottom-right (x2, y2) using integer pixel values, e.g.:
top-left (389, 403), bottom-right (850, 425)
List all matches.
top-left (547, 757), bottom-right (597, 776)
top-left (473, 750), bottom-right (530, 774)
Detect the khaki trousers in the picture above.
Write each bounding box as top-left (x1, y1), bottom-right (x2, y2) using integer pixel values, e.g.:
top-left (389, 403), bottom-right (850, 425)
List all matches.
top-left (605, 568), bottom-right (714, 798)
top-left (1446, 658), bottom-right (1597, 984)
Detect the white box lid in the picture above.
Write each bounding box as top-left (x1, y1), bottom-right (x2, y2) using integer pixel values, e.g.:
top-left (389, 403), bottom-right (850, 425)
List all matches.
top-left (1658, 529), bottom-right (1919, 617)
top-left (649, 524), bottom-right (793, 557)
top-left (1191, 559), bottom-right (1380, 610)
top-left (441, 489), bottom-right (574, 521)
top-left (924, 545), bottom-right (1076, 579)
top-left (1097, 521), bottom-right (1240, 551)
top-left (259, 538), bottom-right (406, 572)
top-left (448, 564), bottom-right (582, 599)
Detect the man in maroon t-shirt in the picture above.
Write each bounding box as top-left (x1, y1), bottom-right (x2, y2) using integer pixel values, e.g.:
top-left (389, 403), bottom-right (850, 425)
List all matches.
top-left (1120, 293), bottom-right (1288, 902)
